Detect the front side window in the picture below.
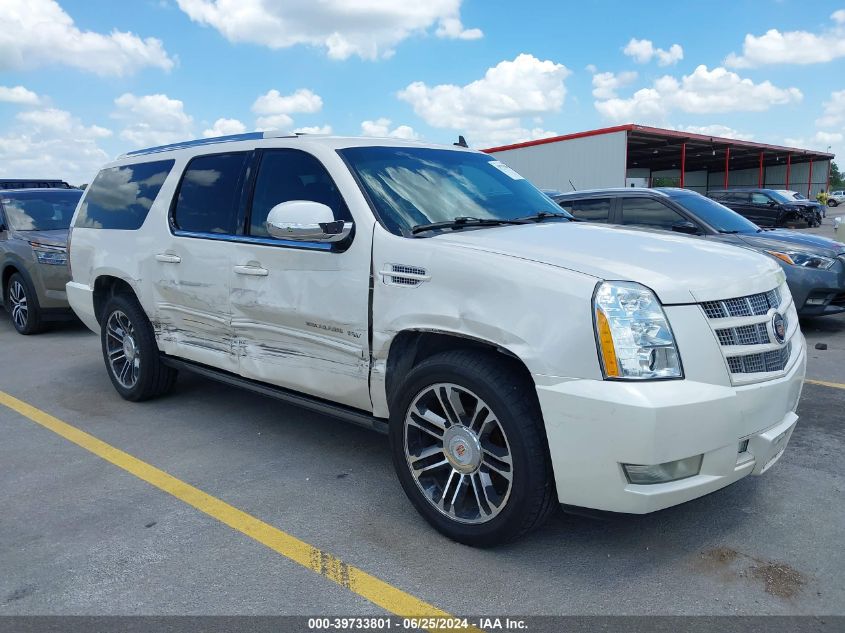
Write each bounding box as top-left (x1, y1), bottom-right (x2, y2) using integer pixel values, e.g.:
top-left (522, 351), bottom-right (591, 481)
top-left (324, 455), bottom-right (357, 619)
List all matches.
top-left (76, 160), bottom-right (174, 230)
top-left (557, 198), bottom-right (611, 223)
top-left (751, 193), bottom-right (771, 205)
top-left (249, 150), bottom-right (351, 238)
top-left (621, 197), bottom-right (687, 231)
top-left (339, 146), bottom-right (571, 235)
top-left (172, 152), bottom-right (250, 234)
top-left (2, 190), bottom-right (82, 231)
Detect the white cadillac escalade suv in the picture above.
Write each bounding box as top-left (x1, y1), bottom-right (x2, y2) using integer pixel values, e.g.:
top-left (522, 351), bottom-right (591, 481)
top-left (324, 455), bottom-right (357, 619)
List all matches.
top-left (67, 133), bottom-right (806, 546)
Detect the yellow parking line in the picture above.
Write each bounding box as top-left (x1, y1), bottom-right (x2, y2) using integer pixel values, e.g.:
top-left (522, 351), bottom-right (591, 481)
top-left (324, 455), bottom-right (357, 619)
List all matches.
top-left (805, 379), bottom-right (845, 390)
top-left (0, 390), bottom-right (480, 633)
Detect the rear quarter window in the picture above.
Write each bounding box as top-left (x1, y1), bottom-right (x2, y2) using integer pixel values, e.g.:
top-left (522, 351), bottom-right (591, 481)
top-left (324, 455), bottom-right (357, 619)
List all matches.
top-left (75, 160), bottom-right (175, 230)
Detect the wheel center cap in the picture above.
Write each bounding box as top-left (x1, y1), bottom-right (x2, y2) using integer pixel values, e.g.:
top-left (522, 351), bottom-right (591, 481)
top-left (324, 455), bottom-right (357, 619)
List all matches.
top-left (443, 426), bottom-right (482, 473)
top-left (123, 336), bottom-right (137, 361)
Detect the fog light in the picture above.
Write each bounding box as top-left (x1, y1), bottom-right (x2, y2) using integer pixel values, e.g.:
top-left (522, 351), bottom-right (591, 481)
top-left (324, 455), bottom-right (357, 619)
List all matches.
top-left (805, 295), bottom-right (829, 306)
top-left (738, 439), bottom-right (749, 453)
top-left (623, 455), bottom-right (703, 484)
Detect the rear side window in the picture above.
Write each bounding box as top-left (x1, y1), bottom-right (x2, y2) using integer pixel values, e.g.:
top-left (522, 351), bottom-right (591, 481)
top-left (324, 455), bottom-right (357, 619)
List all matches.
top-left (557, 198), bottom-right (611, 223)
top-left (621, 197), bottom-right (687, 231)
top-left (75, 160), bottom-right (174, 229)
top-left (172, 152), bottom-right (250, 235)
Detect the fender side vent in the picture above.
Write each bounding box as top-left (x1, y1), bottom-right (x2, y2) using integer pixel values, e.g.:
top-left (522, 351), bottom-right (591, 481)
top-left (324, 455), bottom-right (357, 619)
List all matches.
top-left (380, 264), bottom-right (430, 287)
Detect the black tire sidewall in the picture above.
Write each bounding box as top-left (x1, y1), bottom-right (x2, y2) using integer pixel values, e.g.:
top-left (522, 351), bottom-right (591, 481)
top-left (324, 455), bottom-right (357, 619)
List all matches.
top-left (389, 354), bottom-right (550, 546)
top-left (6, 272), bottom-right (41, 335)
top-left (100, 293), bottom-right (163, 401)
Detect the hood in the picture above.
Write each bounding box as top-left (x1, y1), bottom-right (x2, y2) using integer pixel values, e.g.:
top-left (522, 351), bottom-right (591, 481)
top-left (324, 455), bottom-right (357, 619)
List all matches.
top-left (435, 222), bottom-right (783, 304)
top-left (13, 228), bottom-right (68, 248)
top-left (786, 200), bottom-right (822, 210)
top-left (737, 229), bottom-right (845, 258)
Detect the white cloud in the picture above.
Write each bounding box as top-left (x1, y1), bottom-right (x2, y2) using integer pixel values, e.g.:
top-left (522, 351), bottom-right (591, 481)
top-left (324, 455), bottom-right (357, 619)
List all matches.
top-left (293, 125), bottom-right (333, 134)
top-left (595, 65), bottom-right (802, 123)
top-left (398, 53), bottom-right (569, 147)
top-left (784, 131), bottom-right (842, 152)
top-left (623, 38), bottom-right (683, 66)
top-left (816, 90), bottom-right (845, 128)
top-left (202, 118), bottom-right (247, 137)
top-left (591, 71), bottom-right (638, 99)
top-left (0, 85), bottom-right (41, 105)
top-left (675, 124), bottom-right (754, 141)
top-left (0, 0), bottom-right (175, 76)
top-left (360, 118), bottom-right (419, 139)
top-left (113, 93), bottom-right (194, 147)
top-left (251, 88), bottom-right (323, 131)
top-left (725, 12), bottom-right (845, 68)
top-left (175, 0), bottom-right (481, 60)
top-left (0, 108), bottom-right (111, 185)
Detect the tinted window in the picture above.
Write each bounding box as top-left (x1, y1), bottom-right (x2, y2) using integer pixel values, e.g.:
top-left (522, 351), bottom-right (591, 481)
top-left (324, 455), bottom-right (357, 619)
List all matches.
top-left (621, 197), bottom-right (687, 231)
top-left (557, 198), bottom-right (611, 222)
top-left (1, 190), bottom-right (82, 231)
top-left (672, 193), bottom-right (759, 234)
top-left (76, 160), bottom-right (174, 230)
top-left (249, 150), bottom-right (351, 237)
top-left (339, 146), bottom-right (571, 235)
top-left (172, 152), bottom-right (250, 234)
top-left (750, 192), bottom-right (770, 205)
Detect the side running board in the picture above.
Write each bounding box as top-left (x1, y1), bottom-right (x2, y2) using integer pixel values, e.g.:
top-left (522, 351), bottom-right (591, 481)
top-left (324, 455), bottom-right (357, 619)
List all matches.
top-left (160, 355), bottom-right (389, 435)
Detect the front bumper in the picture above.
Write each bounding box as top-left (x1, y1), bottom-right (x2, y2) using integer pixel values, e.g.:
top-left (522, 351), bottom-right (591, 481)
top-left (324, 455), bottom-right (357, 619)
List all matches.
top-left (784, 261), bottom-right (845, 317)
top-left (535, 342), bottom-right (806, 514)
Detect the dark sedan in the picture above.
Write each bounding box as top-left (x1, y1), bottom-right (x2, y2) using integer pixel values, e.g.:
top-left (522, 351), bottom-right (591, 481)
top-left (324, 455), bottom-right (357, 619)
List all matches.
top-left (707, 188), bottom-right (822, 227)
top-left (552, 187), bottom-right (845, 317)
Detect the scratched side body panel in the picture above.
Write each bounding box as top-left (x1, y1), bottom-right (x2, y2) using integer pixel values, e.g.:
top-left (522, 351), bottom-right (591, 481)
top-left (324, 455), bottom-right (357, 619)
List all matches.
top-left (368, 225), bottom-right (603, 418)
top-left (229, 146), bottom-right (377, 412)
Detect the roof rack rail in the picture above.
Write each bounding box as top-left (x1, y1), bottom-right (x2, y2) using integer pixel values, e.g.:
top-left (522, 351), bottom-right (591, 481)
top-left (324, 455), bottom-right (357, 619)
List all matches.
top-left (120, 130), bottom-right (296, 158)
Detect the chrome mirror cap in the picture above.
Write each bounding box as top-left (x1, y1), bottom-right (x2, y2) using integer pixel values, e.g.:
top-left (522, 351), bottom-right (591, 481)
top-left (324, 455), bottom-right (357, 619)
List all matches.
top-left (265, 200), bottom-right (353, 243)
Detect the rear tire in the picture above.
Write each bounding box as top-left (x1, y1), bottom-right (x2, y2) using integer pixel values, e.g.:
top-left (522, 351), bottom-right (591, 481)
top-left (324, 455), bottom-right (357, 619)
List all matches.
top-left (100, 293), bottom-right (177, 401)
top-left (389, 350), bottom-right (556, 547)
top-left (5, 272), bottom-right (44, 335)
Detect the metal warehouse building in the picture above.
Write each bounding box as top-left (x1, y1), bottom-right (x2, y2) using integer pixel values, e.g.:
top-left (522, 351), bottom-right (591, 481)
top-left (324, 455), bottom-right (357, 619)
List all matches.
top-left (484, 124), bottom-right (835, 197)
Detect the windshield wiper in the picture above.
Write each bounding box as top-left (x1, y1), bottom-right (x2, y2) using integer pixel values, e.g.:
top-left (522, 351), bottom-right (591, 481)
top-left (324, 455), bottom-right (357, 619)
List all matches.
top-left (512, 211), bottom-right (572, 223)
top-left (410, 216), bottom-right (524, 234)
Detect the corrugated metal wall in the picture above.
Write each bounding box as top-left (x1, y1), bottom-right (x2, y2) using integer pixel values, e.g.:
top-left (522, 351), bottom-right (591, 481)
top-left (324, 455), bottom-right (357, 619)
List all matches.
top-left (488, 131), bottom-right (627, 191)
top-left (707, 160), bottom-right (830, 196)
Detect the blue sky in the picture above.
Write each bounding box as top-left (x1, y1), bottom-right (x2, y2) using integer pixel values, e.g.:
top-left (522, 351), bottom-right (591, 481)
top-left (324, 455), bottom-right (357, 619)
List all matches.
top-left (1, 0), bottom-right (844, 183)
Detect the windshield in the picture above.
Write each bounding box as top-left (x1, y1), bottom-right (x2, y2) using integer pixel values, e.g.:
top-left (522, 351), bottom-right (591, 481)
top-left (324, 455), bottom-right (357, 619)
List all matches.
top-left (339, 146), bottom-right (572, 235)
top-left (1, 190), bottom-right (82, 231)
top-left (673, 193), bottom-right (760, 233)
top-left (768, 190), bottom-right (794, 204)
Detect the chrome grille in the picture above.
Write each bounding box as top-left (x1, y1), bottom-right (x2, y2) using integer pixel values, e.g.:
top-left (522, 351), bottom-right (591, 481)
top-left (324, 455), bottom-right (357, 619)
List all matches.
top-left (702, 288), bottom-right (781, 319)
top-left (701, 285), bottom-right (793, 381)
top-left (726, 343), bottom-right (792, 374)
top-left (716, 323), bottom-right (770, 346)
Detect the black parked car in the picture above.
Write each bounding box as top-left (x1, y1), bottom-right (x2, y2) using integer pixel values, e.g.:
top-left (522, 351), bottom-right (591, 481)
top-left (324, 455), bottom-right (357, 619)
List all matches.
top-left (0, 179), bottom-right (75, 190)
top-left (707, 188), bottom-right (821, 228)
top-left (552, 188), bottom-right (845, 317)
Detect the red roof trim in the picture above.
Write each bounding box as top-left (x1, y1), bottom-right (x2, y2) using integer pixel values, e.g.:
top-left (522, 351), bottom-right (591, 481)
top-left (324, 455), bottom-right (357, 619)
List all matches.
top-left (482, 123), bottom-right (835, 158)
top-left (481, 124), bottom-right (634, 153)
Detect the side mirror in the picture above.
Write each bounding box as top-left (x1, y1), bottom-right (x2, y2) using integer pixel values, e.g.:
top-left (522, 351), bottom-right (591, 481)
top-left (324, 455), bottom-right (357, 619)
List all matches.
top-left (671, 221), bottom-right (701, 235)
top-left (265, 200), bottom-right (352, 243)
top-left (768, 200), bottom-right (778, 207)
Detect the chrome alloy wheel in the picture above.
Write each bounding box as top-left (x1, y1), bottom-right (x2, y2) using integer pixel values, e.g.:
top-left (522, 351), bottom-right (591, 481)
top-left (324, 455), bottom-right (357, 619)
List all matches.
top-left (106, 310), bottom-right (141, 389)
top-left (404, 383), bottom-right (513, 524)
top-left (9, 280), bottom-right (28, 330)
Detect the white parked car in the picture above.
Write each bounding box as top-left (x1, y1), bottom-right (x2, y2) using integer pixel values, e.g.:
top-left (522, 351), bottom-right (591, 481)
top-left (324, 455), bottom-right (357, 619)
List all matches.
top-left (829, 190), bottom-right (845, 207)
top-left (67, 133), bottom-right (806, 545)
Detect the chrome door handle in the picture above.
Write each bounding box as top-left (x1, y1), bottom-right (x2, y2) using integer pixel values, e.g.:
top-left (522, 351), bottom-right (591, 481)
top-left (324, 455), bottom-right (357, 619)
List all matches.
top-left (155, 253), bottom-right (181, 263)
top-left (233, 265), bottom-right (268, 276)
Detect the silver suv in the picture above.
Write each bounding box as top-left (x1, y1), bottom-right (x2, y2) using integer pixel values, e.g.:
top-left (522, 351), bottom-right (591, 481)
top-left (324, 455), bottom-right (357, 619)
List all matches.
top-left (0, 188), bottom-right (81, 334)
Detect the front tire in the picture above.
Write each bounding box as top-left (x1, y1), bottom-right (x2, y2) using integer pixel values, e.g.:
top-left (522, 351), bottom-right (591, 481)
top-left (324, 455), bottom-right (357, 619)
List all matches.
top-left (100, 293), bottom-right (177, 401)
top-left (5, 272), bottom-right (43, 335)
top-left (389, 350), bottom-right (555, 546)
top-left (829, 199), bottom-right (839, 207)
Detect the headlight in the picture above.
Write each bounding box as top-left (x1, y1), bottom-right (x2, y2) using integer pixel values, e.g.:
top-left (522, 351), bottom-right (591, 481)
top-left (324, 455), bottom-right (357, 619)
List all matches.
top-left (593, 281), bottom-right (683, 380)
top-left (29, 241), bottom-right (68, 266)
top-left (766, 250), bottom-right (836, 270)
